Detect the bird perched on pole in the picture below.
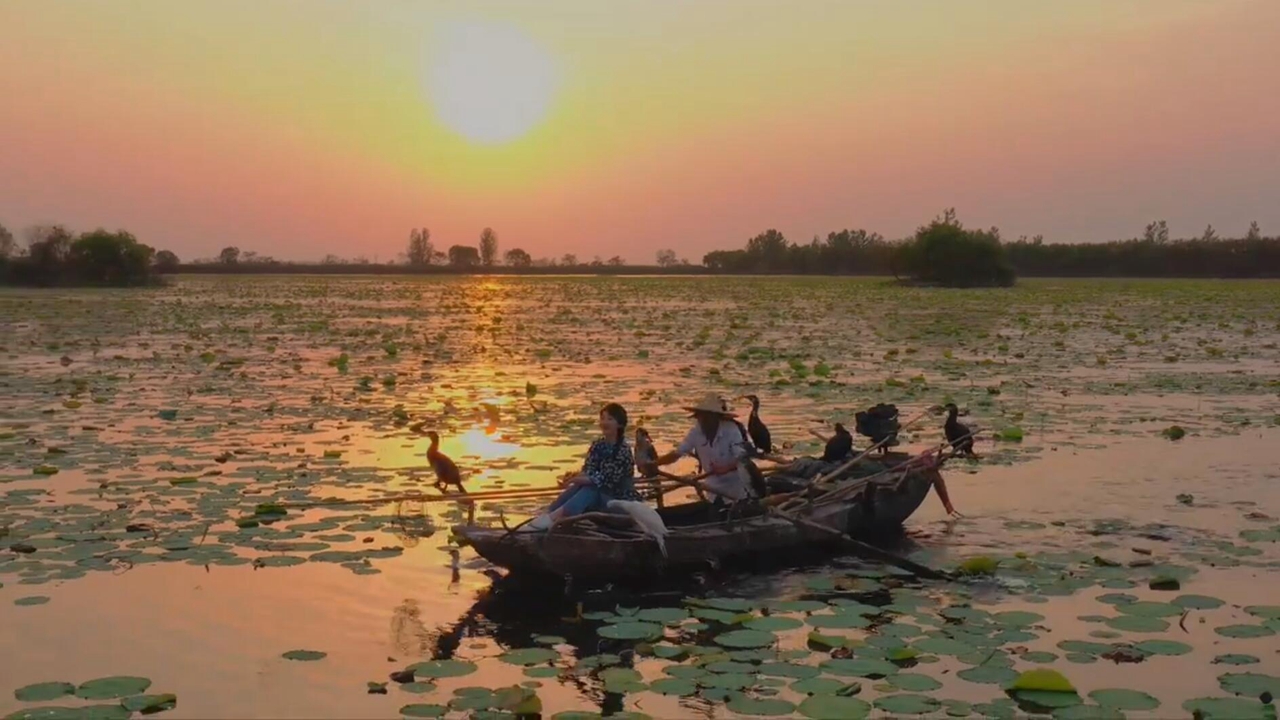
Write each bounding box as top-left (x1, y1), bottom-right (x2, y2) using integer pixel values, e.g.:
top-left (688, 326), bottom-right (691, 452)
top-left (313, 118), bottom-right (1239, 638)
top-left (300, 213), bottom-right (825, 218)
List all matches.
top-left (424, 430), bottom-right (466, 492)
top-left (821, 422), bottom-right (854, 463)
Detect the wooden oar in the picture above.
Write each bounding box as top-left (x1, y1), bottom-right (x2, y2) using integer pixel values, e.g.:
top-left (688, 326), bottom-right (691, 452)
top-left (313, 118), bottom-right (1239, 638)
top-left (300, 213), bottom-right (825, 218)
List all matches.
top-left (769, 507), bottom-right (952, 580)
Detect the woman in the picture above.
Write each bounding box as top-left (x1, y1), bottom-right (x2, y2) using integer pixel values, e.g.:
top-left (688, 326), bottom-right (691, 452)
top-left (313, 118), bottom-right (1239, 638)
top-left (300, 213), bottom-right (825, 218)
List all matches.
top-left (532, 403), bottom-right (640, 528)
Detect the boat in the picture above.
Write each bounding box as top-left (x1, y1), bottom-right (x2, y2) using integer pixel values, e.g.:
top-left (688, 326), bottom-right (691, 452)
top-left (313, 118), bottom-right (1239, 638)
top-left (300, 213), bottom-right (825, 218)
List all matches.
top-left (451, 451), bottom-right (942, 580)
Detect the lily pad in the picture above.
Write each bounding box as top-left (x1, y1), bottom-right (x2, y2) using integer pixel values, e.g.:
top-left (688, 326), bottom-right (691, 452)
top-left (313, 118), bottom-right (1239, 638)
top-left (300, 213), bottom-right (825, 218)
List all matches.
top-left (1133, 639), bottom-right (1191, 656)
top-left (1104, 615), bottom-right (1169, 633)
top-left (874, 694), bottom-right (941, 715)
top-left (993, 610), bottom-right (1044, 627)
top-left (797, 695), bottom-right (871, 719)
top-left (1173, 594), bottom-right (1224, 610)
top-left (1088, 688), bottom-right (1159, 711)
top-left (1009, 669), bottom-right (1075, 693)
top-left (1215, 624), bottom-right (1275, 639)
top-left (1114, 601), bottom-right (1181, 617)
top-left (648, 678), bottom-right (697, 696)
top-left (75, 677), bottom-right (152, 700)
top-left (399, 704), bottom-right (447, 718)
top-left (14, 596), bottom-right (51, 606)
top-left (281, 650), bottom-right (326, 661)
top-left (120, 694), bottom-right (177, 714)
top-left (407, 660), bottom-right (478, 679)
top-left (887, 673), bottom-right (942, 692)
top-left (635, 607), bottom-right (686, 624)
top-left (1213, 654), bottom-right (1260, 666)
top-left (745, 616), bottom-right (804, 632)
top-left (714, 629), bottom-right (776, 649)
top-left (726, 697), bottom-right (797, 716)
top-left (13, 683), bottom-right (76, 702)
top-left (598, 622), bottom-right (663, 640)
top-left (1244, 606), bottom-right (1280, 620)
top-left (958, 664), bottom-right (1019, 685)
top-left (819, 658), bottom-right (898, 678)
top-left (498, 647), bottom-right (558, 666)
top-left (1218, 672), bottom-right (1280, 698)
top-left (1182, 697), bottom-right (1278, 720)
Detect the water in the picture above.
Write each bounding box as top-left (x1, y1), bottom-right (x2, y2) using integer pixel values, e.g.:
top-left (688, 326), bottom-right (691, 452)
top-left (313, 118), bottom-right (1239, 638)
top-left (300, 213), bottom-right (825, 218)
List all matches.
top-left (1, 276), bottom-right (1278, 719)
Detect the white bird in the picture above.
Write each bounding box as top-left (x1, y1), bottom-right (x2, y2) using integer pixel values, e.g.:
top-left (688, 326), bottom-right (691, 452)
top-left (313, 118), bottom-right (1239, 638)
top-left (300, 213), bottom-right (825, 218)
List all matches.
top-left (607, 500), bottom-right (668, 558)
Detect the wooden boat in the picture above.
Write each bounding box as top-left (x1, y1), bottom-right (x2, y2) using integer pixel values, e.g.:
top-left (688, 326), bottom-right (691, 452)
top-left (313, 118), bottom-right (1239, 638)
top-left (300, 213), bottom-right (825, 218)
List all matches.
top-left (452, 452), bottom-right (941, 580)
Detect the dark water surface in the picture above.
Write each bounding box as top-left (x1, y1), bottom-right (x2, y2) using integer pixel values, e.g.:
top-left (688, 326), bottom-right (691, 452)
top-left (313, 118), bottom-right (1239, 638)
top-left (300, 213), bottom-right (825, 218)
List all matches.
top-left (2, 276), bottom-right (1278, 719)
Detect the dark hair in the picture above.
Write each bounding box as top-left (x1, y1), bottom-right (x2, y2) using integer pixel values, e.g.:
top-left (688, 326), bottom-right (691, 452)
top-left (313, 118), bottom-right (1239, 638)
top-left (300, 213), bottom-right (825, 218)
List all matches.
top-left (600, 403), bottom-right (628, 450)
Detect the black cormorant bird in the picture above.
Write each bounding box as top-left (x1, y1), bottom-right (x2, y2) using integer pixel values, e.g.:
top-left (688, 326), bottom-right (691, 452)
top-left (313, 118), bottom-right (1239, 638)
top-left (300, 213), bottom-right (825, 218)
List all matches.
top-left (943, 403), bottom-right (977, 457)
top-left (821, 423), bottom-right (854, 463)
top-left (855, 403), bottom-right (900, 454)
top-left (425, 431), bottom-right (466, 492)
top-left (740, 394), bottom-right (773, 454)
top-left (634, 427), bottom-right (659, 478)
top-left (735, 443), bottom-right (769, 499)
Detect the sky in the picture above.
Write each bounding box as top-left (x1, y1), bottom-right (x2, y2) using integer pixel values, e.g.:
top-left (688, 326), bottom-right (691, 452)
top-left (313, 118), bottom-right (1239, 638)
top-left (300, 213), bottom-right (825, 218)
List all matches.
top-left (2, 0), bottom-right (1278, 263)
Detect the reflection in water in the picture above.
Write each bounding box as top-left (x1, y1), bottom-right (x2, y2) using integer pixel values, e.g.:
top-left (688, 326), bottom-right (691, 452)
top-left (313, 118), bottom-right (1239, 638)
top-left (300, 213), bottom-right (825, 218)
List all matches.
top-left (390, 599), bottom-right (433, 658)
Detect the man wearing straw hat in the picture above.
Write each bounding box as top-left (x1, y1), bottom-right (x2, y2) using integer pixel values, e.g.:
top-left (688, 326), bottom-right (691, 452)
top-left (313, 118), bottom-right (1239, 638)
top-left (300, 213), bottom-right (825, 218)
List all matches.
top-left (654, 393), bottom-right (751, 503)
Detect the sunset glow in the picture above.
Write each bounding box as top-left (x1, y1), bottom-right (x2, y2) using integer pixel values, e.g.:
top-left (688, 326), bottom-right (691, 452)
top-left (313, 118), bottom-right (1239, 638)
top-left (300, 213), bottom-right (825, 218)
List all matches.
top-left (1, 1), bottom-right (1278, 262)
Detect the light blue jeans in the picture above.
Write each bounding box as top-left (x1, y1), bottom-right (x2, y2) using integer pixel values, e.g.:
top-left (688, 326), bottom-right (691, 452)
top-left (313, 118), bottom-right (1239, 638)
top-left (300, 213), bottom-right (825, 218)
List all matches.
top-left (548, 484), bottom-right (611, 517)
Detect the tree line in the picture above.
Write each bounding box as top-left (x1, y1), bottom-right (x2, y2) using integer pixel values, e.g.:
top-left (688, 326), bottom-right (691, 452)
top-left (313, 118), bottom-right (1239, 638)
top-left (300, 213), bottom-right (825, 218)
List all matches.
top-left (704, 213), bottom-right (1279, 282)
top-left (0, 222), bottom-right (178, 287)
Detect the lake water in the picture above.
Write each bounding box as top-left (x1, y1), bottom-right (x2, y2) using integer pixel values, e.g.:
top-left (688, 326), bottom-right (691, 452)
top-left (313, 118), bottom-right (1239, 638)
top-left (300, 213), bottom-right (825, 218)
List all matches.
top-left (2, 276), bottom-right (1278, 719)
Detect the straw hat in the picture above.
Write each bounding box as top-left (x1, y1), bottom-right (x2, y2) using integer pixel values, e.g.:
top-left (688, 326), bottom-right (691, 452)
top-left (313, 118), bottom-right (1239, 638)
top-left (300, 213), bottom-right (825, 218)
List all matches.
top-left (683, 393), bottom-right (737, 417)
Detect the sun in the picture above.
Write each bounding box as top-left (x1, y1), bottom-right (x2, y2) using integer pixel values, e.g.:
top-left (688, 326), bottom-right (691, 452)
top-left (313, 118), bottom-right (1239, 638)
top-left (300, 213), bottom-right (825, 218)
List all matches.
top-left (426, 21), bottom-right (559, 145)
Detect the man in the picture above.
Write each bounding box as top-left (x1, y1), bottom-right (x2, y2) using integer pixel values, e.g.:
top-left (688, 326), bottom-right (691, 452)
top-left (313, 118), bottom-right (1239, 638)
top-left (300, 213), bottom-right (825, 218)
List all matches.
top-left (654, 394), bottom-right (750, 503)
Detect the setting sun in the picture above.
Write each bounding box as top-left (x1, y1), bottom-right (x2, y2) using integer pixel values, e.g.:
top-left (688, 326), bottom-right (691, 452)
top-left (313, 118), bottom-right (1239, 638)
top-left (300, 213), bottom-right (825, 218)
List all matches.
top-left (424, 20), bottom-right (559, 145)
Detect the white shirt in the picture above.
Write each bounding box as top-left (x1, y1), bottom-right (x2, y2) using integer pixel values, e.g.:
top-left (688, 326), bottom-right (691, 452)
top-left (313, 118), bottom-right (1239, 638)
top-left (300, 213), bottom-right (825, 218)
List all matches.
top-left (677, 421), bottom-right (748, 500)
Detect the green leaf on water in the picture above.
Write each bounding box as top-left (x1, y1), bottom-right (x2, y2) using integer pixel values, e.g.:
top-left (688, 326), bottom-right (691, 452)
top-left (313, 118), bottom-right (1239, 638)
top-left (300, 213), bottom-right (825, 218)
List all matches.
top-left (75, 677), bottom-right (152, 700)
top-left (1218, 672), bottom-right (1280, 698)
top-left (597, 622), bottom-right (662, 640)
top-left (281, 650), bottom-right (326, 661)
top-left (1162, 425), bottom-right (1186, 440)
top-left (797, 695), bottom-right (871, 719)
top-left (648, 678), bottom-right (697, 696)
top-left (1244, 606), bottom-right (1280, 620)
top-left (1173, 594), bottom-right (1224, 610)
top-left (819, 658), bottom-right (898, 678)
top-left (120, 693), bottom-right (177, 714)
top-left (745, 616), bottom-right (804, 632)
top-left (1213, 654), bottom-right (1260, 666)
top-left (1133, 639), bottom-right (1192, 656)
top-left (3, 708), bottom-right (84, 720)
top-left (13, 682), bottom-right (75, 702)
top-left (399, 682), bottom-right (438, 693)
top-left (1215, 624), bottom-right (1276, 639)
top-left (634, 607), bottom-right (686, 624)
top-left (726, 697), bottom-right (797, 716)
top-left (1182, 697), bottom-right (1277, 720)
top-left (406, 660), bottom-right (477, 679)
top-left (714, 629), bottom-right (776, 649)
top-left (1009, 669), bottom-right (1075, 693)
top-left (1088, 688), bottom-right (1160, 711)
top-left (33, 465), bottom-right (60, 476)
top-left (498, 647), bottom-right (558, 666)
top-left (1104, 615), bottom-right (1169, 633)
top-left (1114, 601), bottom-right (1182, 617)
top-left (957, 556), bottom-right (999, 576)
top-left (874, 694), bottom-right (941, 715)
top-left (398, 704), bottom-right (447, 718)
top-left (887, 673), bottom-right (942, 692)
top-left (958, 664), bottom-right (1019, 685)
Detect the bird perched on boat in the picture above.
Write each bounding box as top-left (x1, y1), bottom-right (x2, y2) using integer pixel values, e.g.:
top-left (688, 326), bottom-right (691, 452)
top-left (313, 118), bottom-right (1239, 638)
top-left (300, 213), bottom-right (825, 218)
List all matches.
top-left (855, 403), bottom-right (900, 454)
top-left (634, 427), bottom-right (660, 479)
top-left (943, 403), bottom-right (977, 457)
top-left (739, 394), bottom-right (773, 454)
top-left (821, 423), bottom-right (854, 463)
top-left (424, 431), bottom-right (466, 492)
top-left (607, 499), bottom-right (668, 557)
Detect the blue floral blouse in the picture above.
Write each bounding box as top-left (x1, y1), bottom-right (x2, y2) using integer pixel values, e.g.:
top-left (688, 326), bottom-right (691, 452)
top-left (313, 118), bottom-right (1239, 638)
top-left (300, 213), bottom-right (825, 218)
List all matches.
top-left (583, 439), bottom-right (641, 501)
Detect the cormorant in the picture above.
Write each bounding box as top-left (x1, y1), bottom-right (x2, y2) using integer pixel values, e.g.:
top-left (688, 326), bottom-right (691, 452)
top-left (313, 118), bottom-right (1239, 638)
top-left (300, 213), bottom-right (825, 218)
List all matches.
top-left (425, 431), bottom-right (465, 492)
top-left (821, 423), bottom-right (854, 463)
top-left (943, 403), bottom-right (977, 457)
top-left (735, 443), bottom-right (769, 499)
top-left (634, 428), bottom-right (659, 478)
top-left (740, 394), bottom-right (773, 454)
top-left (855, 403), bottom-right (900, 454)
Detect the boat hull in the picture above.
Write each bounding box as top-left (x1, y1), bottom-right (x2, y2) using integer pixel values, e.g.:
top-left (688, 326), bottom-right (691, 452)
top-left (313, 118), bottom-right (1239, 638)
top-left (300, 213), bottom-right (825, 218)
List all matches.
top-left (453, 467), bottom-right (938, 580)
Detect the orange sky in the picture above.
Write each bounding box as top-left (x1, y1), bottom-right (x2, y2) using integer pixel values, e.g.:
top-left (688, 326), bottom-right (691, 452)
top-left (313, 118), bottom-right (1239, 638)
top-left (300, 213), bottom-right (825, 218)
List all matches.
top-left (2, 0), bottom-right (1278, 263)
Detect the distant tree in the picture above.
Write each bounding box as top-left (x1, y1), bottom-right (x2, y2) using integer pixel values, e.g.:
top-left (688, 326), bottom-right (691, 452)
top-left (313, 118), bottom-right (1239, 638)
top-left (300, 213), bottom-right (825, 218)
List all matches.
top-left (407, 228), bottom-right (432, 267)
top-left (430, 249), bottom-right (447, 265)
top-left (504, 248), bottom-right (532, 267)
top-left (448, 245), bottom-right (481, 268)
top-left (0, 223), bottom-right (14, 258)
top-left (68, 229), bottom-right (155, 285)
top-left (656, 249), bottom-right (678, 267)
top-left (897, 209), bottom-right (1015, 287)
top-left (1246, 221), bottom-right (1262, 241)
top-left (479, 228), bottom-right (499, 266)
top-left (26, 225), bottom-right (74, 270)
top-left (321, 254), bottom-right (344, 265)
top-left (351, 255), bottom-right (370, 264)
top-left (242, 250), bottom-right (259, 263)
top-left (1201, 224), bottom-right (1218, 242)
top-left (1143, 220), bottom-right (1169, 244)
top-left (219, 246), bottom-right (241, 265)
top-left (561, 253), bottom-right (578, 267)
top-left (590, 256), bottom-right (604, 267)
top-left (154, 250), bottom-right (180, 271)
top-left (607, 255), bottom-right (625, 266)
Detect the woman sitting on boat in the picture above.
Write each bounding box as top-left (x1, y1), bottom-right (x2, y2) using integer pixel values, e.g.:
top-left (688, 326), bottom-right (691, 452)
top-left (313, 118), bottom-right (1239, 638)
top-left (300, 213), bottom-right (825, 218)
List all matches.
top-left (528, 403), bottom-right (641, 529)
